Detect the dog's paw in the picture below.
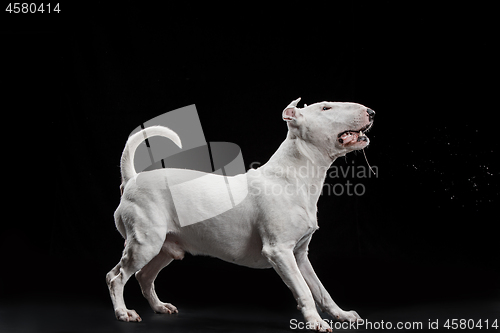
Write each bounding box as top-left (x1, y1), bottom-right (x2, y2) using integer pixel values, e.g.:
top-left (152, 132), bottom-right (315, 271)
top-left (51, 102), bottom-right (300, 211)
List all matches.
top-left (333, 309), bottom-right (361, 322)
top-left (310, 319), bottom-right (332, 332)
top-left (304, 314), bottom-right (332, 332)
top-left (115, 308), bottom-right (142, 322)
top-left (153, 302), bottom-right (178, 314)
top-left (347, 310), bottom-right (362, 321)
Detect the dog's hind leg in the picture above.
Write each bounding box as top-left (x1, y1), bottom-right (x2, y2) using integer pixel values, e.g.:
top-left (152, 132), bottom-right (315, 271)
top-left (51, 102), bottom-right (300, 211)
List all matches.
top-left (106, 212), bottom-right (167, 322)
top-left (135, 249), bottom-right (177, 314)
top-left (135, 235), bottom-right (184, 314)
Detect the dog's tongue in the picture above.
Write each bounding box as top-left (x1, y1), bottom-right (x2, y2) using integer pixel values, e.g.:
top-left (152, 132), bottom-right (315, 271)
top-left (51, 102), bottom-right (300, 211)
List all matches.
top-left (340, 131), bottom-right (359, 144)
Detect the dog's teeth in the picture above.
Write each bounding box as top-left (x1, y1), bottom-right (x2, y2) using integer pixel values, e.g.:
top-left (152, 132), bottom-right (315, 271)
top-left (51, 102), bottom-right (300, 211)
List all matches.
top-left (359, 131), bottom-right (363, 136)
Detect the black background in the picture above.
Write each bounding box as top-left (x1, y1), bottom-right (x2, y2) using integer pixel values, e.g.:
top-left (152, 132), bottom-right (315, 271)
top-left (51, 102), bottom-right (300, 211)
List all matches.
top-left (2, 2), bottom-right (498, 331)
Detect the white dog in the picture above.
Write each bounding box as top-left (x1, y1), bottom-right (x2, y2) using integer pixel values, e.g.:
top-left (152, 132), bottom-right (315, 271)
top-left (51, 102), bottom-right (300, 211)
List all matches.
top-left (106, 98), bottom-right (375, 332)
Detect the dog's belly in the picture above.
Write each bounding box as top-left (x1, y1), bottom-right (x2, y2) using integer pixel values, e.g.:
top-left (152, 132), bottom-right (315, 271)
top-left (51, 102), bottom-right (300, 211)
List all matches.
top-left (176, 231), bottom-right (271, 269)
top-left (170, 203), bottom-right (272, 269)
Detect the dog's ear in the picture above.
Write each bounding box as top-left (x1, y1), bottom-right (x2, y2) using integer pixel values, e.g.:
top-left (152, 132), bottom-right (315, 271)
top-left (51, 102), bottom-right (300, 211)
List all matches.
top-left (282, 97), bottom-right (302, 122)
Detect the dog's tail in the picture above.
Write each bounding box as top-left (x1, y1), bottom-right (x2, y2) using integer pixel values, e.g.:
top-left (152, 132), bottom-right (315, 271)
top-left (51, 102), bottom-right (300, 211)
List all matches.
top-left (120, 125), bottom-right (182, 184)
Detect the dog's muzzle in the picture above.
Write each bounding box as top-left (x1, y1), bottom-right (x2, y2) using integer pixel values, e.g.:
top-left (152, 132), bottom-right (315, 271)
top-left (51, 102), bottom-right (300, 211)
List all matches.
top-left (337, 108), bottom-right (375, 145)
top-left (367, 108), bottom-right (375, 121)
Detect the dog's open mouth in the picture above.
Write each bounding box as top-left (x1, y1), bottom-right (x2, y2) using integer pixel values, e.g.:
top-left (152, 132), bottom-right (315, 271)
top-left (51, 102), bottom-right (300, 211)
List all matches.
top-left (338, 123), bottom-right (372, 145)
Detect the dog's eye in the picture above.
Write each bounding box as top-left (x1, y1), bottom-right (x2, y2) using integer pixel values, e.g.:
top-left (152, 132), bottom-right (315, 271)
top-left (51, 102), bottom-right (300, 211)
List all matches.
top-left (322, 106), bottom-right (331, 111)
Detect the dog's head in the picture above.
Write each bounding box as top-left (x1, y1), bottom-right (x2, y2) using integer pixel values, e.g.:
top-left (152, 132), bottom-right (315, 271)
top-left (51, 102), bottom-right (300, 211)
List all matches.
top-left (283, 97), bottom-right (375, 158)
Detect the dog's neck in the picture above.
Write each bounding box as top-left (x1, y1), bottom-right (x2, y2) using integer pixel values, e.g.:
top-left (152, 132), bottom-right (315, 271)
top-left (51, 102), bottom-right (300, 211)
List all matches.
top-left (259, 133), bottom-right (339, 203)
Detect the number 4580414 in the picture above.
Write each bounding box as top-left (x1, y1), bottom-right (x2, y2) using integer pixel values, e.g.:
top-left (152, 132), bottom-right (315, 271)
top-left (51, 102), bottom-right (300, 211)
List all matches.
top-left (6, 3), bottom-right (60, 13)
top-left (444, 319), bottom-right (498, 330)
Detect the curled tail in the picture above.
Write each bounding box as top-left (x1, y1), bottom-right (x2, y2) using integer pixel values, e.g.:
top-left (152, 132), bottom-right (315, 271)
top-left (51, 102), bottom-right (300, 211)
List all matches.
top-left (120, 125), bottom-right (182, 184)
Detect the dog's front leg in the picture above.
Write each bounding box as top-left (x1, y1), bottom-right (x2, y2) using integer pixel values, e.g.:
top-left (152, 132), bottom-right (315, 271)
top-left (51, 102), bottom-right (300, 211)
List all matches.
top-left (262, 245), bottom-right (332, 332)
top-left (295, 245), bottom-right (361, 323)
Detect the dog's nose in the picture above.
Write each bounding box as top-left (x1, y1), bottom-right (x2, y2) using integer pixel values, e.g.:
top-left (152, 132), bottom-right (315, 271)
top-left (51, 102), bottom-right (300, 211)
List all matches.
top-left (366, 108), bottom-right (375, 120)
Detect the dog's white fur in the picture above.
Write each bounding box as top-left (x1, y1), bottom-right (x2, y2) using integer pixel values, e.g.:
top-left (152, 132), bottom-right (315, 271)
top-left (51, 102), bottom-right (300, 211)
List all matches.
top-left (106, 98), bottom-right (374, 332)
